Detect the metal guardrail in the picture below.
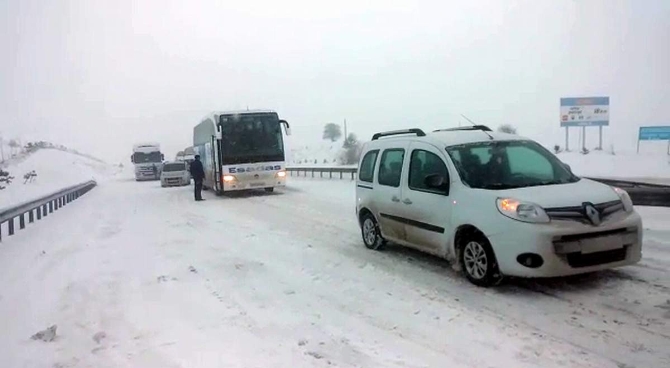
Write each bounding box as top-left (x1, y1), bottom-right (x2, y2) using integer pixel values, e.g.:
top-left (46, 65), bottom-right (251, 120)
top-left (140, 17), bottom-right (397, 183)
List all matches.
top-left (0, 180), bottom-right (97, 241)
top-left (583, 177), bottom-right (670, 207)
top-left (287, 166), bottom-right (670, 207)
top-left (287, 166), bottom-right (358, 180)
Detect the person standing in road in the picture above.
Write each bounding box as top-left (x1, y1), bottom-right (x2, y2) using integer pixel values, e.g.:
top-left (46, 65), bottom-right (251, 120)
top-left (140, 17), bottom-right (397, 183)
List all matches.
top-left (189, 155), bottom-right (205, 201)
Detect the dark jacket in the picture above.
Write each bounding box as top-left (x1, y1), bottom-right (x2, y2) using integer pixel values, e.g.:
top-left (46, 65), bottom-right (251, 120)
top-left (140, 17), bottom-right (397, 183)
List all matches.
top-left (189, 159), bottom-right (205, 180)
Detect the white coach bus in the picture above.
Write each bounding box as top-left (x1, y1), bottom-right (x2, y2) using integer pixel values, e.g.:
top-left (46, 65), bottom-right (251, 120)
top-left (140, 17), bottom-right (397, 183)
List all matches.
top-left (193, 110), bottom-right (291, 194)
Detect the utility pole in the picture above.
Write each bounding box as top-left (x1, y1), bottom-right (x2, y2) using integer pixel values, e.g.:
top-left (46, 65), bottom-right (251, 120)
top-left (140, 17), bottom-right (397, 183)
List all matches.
top-left (343, 119), bottom-right (348, 140)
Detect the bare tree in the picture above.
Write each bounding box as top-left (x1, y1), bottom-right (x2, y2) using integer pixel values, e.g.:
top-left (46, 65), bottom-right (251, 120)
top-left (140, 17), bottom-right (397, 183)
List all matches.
top-left (323, 123), bottom-right (342, 142)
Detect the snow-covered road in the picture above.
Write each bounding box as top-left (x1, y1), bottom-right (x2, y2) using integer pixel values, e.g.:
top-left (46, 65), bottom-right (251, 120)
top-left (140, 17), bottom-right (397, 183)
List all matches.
top-left (1, 176), bottom-right (669, 368)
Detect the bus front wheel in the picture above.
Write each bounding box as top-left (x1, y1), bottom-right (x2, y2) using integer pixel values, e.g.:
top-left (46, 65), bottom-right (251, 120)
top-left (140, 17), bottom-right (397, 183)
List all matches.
top-left (264, 187), bottom-right (275, 193)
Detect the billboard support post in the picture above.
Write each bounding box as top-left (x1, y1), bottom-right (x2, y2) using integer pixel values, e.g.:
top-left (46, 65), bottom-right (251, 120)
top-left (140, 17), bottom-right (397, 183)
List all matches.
top-left (565, 127), bottom-right (569, 152)
top-left (582, 126), bottom-right (586, 152)
top-left (598, 126), bottom-right (603, 150)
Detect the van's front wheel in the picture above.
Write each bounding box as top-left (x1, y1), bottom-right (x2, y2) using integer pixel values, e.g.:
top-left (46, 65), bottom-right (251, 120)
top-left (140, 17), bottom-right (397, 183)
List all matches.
top-left (264, 187), bottom-right (275, 193)
top-left (460, 235), bottom-right (503, 287)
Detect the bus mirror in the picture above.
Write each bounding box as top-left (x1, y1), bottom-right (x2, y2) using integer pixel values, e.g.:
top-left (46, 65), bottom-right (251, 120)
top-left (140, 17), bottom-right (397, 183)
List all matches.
top-left (216, 131), bottom-right (222, 140)
top-left (161, 153), bottom-right (165, 161)
top-left (280, 120), bottom-right (291, 136)
top-left (130, 155), bottom-right (134, 163)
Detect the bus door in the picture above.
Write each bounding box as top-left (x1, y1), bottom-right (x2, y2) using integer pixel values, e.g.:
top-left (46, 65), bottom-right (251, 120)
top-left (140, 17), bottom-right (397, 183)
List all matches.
top-left (211, 135), bottom-right (223, 193)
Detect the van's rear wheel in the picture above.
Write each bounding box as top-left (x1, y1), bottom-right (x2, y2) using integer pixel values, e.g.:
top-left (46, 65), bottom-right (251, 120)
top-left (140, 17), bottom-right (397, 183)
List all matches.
top-left (361, 213), bottom-right (385, 250)
top-left (460, 234), bottom-right (503, 287)
top-left (264, 187), bottom-right (274, 193)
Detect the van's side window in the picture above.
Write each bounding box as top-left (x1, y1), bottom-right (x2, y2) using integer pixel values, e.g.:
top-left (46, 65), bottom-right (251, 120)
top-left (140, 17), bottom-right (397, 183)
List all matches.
top-left (359, 150), bottom-right (379, 183)
top-left (409, 150), bottom-right (449, 193)
top-left (378, 149), bottom-right (405, 187)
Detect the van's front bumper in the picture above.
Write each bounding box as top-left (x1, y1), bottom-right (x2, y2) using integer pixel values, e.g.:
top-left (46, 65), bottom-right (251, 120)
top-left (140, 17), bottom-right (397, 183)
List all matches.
top-left (488, 211), bottom-right (643, 278)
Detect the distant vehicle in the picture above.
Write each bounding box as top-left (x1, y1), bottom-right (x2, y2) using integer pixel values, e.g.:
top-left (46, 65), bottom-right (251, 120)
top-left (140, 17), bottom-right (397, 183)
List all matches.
top-left (356, 126), bottom-right (642, 287)
top-left (193, 110), bottom-right (291, 194)
top-left (160, 161), bottom-right (190, 187)
top-left (131, 143), bottom-right (164, 181)
top-left (175, 147), bottom-right (196, 164)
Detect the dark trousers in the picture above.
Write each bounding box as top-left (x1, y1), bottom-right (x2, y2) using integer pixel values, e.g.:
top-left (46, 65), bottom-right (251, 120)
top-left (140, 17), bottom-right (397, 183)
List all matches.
top-left (194, 179), bottom-right (203, 200)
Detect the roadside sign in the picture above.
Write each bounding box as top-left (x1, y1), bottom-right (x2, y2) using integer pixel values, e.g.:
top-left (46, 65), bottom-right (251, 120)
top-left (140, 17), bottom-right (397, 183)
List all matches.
top-left (639, 126), bottom-right (670, 141)
top-left (560, 97), bottom-right (609, 127)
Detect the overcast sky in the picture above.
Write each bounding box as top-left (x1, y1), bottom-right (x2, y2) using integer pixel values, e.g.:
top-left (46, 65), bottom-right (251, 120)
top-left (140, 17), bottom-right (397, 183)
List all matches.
top-left (1, 0), bottom-right (669, 162)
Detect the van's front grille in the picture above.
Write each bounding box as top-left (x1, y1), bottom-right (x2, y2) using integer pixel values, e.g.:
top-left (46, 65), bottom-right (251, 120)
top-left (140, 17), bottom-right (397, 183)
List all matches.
top-left (545, 200), bottom-right (623, 224)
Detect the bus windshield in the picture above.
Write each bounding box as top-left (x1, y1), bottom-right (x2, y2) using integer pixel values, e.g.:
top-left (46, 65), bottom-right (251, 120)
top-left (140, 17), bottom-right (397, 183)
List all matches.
top-left (219, 113), bottom-right (285, 165)
top-left (133, 152), bottom-right (162, 163)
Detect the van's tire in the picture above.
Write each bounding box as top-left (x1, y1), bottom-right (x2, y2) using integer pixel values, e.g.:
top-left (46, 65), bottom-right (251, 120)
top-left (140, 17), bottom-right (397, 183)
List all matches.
top-left (264, 187), bottom-right (275, 193)
top-left (459, 234), bottom-right (503, 287)
top-left (361, 213), bottom-right (385, 250)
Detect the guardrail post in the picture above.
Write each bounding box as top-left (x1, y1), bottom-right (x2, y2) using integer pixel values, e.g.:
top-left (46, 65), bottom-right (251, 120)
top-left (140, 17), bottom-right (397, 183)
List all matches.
top-left (37, 207), bottom-right (42, 220)
top-left (351, 172), bottom-right (355, 181)
top-left (49, 201), bottom-right (54, 213)
top-left (19, 214), bottom-right (25, 229)
top-left (29, 210), bottom-right (34, 223)
top-left (43, 204), bottom-right (48, 216)
top-left (330, 171), bottom-right (333, 179)
top-left (8, 218), bottom-right (14, 236)
top-left (320, 171), bottom-right (323, 178)
top-left (311, 169), bottom-right (314, 178)
top-left (340, 172), bottom-right (343, 179)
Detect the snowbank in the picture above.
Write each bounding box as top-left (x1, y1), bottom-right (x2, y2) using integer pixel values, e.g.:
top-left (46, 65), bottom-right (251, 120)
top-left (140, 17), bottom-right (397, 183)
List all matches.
top-left (287, 140), bottom-right (342, 165)
top-left (0, 149), bottom-right (114, 211)
top-left (557, 151), bottom-right (670, 181)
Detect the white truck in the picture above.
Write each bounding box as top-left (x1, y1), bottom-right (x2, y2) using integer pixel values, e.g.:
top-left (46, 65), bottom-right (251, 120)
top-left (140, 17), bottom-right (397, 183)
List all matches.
top-left (131, 143), bottom-right (164, 181)
top-left (193, 110), bottom-right (291, 194)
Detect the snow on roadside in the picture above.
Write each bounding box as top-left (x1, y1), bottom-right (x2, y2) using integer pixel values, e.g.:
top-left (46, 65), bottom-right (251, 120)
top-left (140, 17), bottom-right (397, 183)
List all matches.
top-left (550, 151), bottom-right (669, 180)
top-left (0, 149), bottom-right (114, 211)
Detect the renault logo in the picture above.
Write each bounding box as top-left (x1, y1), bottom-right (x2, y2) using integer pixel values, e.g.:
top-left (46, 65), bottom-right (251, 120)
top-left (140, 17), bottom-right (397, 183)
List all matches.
top-left (583, 203), bottom-right (601, 226)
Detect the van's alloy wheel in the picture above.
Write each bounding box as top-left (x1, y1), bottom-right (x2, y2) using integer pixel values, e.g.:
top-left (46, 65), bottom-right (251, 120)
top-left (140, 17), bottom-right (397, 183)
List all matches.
top-left (361, 214), bottom-right (385, 250)
top-left (463, 241), bottom-right (488, 280)
top-left (460, 235), bottom-right (502, 287)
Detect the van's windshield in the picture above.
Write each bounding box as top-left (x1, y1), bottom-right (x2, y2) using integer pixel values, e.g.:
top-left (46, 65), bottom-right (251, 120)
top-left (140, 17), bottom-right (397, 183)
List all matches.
top-left (446, 140), bottom-right (580, 190)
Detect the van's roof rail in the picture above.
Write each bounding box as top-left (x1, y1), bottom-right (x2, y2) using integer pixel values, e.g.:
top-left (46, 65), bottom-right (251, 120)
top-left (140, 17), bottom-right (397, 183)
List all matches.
top-left (434, 125), bottom-right (493, 133)
top-left (372, 129), bottom-right (426, 141)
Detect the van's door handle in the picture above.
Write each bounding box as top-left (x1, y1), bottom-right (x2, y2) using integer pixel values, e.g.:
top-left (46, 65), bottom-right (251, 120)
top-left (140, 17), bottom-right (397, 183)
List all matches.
top-left (392, 196), bottom-right (400, 202)
top-left (403, 199), bottom-right (413, 205)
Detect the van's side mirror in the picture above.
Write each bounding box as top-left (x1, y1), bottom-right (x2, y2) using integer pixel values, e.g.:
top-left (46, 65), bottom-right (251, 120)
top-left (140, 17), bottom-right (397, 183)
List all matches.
top-left (161, 153), bottom-right (165, 161)
top-left (563, 163), bottom-right (572, 173)
top-left (280, 120), bottom-right (292, 136)
top-left (425, 174), bottom-right (449, 194)
top-left (130, 155), bottom-right (134, 163)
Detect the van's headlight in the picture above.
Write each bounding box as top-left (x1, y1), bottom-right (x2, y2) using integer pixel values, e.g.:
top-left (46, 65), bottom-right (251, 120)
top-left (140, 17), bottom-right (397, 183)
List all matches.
top-left (496, 198), bottom-right (550, 223)
top-left (276, 171), bottom-right (287, 178)
top-left (612, 187), bottom-right (634, 213)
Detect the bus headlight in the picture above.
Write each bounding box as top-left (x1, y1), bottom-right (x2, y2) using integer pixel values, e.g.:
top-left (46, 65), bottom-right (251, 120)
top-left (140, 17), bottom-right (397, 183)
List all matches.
top-left (276, 171), bottom-right (287, 178)
top-left (223, 174), bottom-right (236, 182)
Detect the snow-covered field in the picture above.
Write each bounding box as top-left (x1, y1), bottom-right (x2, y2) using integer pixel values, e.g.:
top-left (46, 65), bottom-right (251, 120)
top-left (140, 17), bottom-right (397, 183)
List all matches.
top-left (558, 151), bottom-right (670, 182)
top-left (0, 149), bottom-right (116, 211)
top-left (0, 168), bottom-right (669, 367)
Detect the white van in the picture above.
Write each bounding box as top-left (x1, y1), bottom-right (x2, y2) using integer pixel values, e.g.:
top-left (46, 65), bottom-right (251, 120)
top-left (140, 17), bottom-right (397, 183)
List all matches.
top-left (160, 161), bottom-right (190, 187)
top-left (356, 127), bottom-right (642, 287)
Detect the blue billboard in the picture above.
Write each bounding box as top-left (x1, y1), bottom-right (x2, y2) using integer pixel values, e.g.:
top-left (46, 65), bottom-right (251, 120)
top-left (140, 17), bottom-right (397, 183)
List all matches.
top-left (560, 97), bottom-right (610, 127)
top-left (639, 126), bottom-right (670, 141)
